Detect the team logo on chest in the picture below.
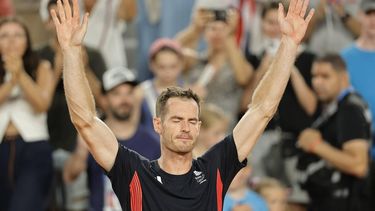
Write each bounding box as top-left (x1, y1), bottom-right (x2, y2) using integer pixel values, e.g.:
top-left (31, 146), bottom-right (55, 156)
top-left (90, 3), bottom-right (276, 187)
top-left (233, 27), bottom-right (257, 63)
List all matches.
top-left (193, 171), bottom-right (207, 184)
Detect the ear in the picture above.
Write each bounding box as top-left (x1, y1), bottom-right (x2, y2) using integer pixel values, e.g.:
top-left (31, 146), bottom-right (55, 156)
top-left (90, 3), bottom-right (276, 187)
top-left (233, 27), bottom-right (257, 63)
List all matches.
top-left (149, 60), bottom-right (157, 74)
top-left (153, 117), bottom-right (162, 135)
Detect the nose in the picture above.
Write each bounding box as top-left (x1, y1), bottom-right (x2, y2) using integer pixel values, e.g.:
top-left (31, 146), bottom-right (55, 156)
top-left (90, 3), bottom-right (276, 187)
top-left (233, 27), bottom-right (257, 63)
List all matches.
top-left (181, 121), bottom-right (191, 132)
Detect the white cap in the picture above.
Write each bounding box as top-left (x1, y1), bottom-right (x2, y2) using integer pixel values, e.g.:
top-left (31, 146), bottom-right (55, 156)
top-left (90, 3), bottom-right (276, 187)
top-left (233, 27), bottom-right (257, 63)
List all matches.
top-left (102, 67), bottom-right (138, 92)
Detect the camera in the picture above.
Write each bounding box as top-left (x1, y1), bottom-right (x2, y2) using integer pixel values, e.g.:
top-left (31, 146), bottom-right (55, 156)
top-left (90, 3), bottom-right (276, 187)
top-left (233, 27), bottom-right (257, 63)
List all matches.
top-left (212, 9), bottom-right (227, 22)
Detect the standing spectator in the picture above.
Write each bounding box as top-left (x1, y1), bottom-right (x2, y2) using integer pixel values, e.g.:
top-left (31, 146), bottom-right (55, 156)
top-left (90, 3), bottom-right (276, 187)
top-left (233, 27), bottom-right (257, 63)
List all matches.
top-left (0, 18), bottom-right (54, 211)
top-left (307, 0), bottom-right (361, 55)
top-left (81, 0), bottom-right (136, 69)
top-left (341, 0), bottom-right (375, 205)
top-left (176, 6), bottom-right (254, 129)
top-left (254, 178), bottom-right (288, 211)
top-left (297, 54), bottom-right (371, 211)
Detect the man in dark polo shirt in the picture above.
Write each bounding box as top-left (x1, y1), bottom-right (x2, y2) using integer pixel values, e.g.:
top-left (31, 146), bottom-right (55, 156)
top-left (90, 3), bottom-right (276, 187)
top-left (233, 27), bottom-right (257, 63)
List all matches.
top-left (297, 54), bottom-right (371, 211)
top-left (51, 0), bottom-right (314, 210)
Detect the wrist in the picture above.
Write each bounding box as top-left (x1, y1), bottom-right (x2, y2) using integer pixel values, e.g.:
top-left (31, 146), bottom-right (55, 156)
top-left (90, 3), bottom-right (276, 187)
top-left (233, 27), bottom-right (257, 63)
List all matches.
top-left (308, 138), bottom-right (323, 153)
top-left (281, 36), bottom-right (299, 49)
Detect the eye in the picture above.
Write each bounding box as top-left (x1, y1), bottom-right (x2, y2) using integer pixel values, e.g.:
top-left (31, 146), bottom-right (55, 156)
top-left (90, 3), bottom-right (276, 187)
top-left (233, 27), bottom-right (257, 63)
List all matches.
top-left (189, 120), bottom-right (198, 125)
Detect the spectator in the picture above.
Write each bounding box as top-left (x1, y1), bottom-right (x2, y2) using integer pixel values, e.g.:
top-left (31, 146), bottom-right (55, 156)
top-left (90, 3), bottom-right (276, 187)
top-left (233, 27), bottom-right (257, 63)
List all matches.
top-left (341, 1), bottom-right (375, 205)
top-left (136, 38), bottom-right (185, 129)
top-left (307, 0), bottom-right (362, 55)
top-left (0, 18), bottom-right (54, 211)
top-left (81, 0), bottom-right (136, 69)
top-left (64, 67), bottom-right (160, 211)
top-left (297, 54), bottom-right (371, 211)
top-left (136, 0), bottom-right (197, 81)
top-left (341, 0), bottom-right (375, 160)
top-left (224, 164), bottom-right (269, 211)
top-left (176, 5), bottom-right (254, 129)
top-left (193, 103), bottom-right (229, 158)
top-left (254, 178), bottom-right (288, 211)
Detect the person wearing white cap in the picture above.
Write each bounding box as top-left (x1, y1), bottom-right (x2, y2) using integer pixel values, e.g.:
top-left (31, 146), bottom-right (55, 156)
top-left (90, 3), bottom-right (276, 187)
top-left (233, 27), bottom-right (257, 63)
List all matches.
top-left (51, 0), bottom-right (314, 210)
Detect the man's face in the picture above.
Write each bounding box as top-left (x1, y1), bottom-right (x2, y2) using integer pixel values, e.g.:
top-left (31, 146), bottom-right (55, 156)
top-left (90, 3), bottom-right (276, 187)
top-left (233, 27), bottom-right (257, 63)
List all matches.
top-left (153, 98), bottom-right (201, 154)
top-left (151, 50), bottom-right (183, 84)
top-left (106, 84), bottom-right (135, 121)
top-left (361, 9), bottom-right (375, 37)
top-left (312, 62), bottom-right (343, 103)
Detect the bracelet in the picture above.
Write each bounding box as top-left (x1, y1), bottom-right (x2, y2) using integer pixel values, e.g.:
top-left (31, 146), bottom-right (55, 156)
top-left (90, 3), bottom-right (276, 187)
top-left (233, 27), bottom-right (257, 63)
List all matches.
top-left (309, 139), bottom-right (323, 153)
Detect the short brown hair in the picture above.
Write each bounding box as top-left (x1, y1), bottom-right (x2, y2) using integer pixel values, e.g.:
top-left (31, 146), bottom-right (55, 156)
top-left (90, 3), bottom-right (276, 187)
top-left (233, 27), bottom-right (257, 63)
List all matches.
top-left (315, 54), bottom-right (347, 72)
top-left (156, 87), bottom-right (201, 119)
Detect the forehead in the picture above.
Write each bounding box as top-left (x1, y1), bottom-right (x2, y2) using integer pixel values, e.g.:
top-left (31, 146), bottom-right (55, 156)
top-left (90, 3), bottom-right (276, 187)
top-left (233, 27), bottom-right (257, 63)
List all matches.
top-left (164, 97), bottom-right (199, 118)
top-left (312, 62), bottom-right (336, 73)
top-left (0, 22), bottom-right (24, 33)
top-left (107, 83), bottom-right (134, 95)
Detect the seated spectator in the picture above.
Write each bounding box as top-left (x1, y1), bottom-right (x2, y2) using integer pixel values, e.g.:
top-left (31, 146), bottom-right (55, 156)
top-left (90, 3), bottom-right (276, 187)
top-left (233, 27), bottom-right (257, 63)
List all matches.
top-left (0, 18), bottom-right (55, 211)
top-left (254, 178), bottom-right (288, 211)
top-left (224, 164), bottom-right (269, 211)
top-left (193, 103), bottom-right (229, 158)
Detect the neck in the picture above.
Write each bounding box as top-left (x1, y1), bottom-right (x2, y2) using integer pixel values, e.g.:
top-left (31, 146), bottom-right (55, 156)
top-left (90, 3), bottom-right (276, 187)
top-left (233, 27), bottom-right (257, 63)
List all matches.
top-left (158, 149), bottom-right (193, 175)
top-left (105, 117), bottom-right (136, 140)
top-left (357, 35), bottom-right (375, 50)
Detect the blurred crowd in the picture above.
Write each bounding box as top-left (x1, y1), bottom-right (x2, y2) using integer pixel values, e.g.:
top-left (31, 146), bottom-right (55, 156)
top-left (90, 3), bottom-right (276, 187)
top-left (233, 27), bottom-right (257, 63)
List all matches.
top-left (0, 0), bottom-right (374, 211)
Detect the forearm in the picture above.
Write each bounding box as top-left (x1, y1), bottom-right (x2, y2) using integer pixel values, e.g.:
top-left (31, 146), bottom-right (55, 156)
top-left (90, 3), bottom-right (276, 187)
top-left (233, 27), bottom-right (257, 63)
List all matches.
top-left (0, 81), bottom-right (15, 105)
top-left (18, 71), bottom-right (51, 112)
top-left (290, 67), bottom-right (317, 115)
top-left (314, 142), bottom-right (368, 177)
top-left (63, 47), bottom-right (97, 128)
top-left (175, 25), bottom-right (201, 49)
top-left (251, 37), bottom-right (298, 116)
top-left (226, 36), bottom-right (253, 86)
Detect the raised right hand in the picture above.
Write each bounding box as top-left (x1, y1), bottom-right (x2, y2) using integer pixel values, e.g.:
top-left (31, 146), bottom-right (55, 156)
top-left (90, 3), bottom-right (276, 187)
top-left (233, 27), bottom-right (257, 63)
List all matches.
top-left (50, 0), bottom-right (89, 50)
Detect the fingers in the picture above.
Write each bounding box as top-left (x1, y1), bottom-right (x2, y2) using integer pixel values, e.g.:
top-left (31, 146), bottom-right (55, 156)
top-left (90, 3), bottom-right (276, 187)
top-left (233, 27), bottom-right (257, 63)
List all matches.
top-left (73, 0), bottom-right (80, 22)
top-left (278, 3), bottom-right (286, 21)
top-left (288, 0), bottom-right (297, 15)
top-left (50, 9), bottom-right (61, 26)
top-left (295, 0), bottom-right (304, 14)
top-left (305, 8), bottom-right (315, 24)
top-left (57, 0), bottom-right (66, 23)
top-left (300, 0), bottom-right (310, 17)
top-left (81, 12), bottom-right (89, 33)
top-left (63, 0), bottom-right (72, 21)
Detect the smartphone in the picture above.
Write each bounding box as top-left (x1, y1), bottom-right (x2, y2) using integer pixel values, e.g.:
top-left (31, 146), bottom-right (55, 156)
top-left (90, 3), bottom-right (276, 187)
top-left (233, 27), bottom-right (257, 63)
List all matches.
top-left (212, 9), bottom-right (227, 22)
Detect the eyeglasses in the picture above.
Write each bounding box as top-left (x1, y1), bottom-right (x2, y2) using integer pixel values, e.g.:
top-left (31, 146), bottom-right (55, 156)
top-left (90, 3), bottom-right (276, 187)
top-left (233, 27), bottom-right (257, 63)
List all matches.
top-left (0, 33), bottom-right (26, 40)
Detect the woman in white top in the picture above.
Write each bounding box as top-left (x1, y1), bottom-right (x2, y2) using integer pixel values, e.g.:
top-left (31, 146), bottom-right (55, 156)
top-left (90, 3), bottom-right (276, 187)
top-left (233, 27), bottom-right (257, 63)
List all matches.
top-left (0, 18), bottom-right (55, 211)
